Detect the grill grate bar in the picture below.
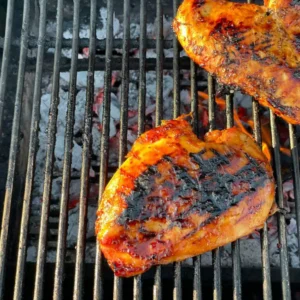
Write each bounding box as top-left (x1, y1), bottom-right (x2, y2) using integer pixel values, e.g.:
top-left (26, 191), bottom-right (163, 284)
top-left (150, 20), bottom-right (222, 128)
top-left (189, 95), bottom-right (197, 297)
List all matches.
top-left (154, 0), bottom-right (164, 298)
top-left (174, 262), bottom-right (182, 300)
top-left (33, 0), bottom-right (64, 296)
top-left (252, 101), bottom-right (262, 145)
top-left (207, 75), bottom-right (216, 132)
top-left (155, 0), bottom-right (164, 127)
top-left (0, 0), bottom-right (14, 135)
top-left (0, 0), bottom-right (30, 298)
top-left (193, 256), bottom-right (202, 300)
top-left (24, 56), bottom-right (193, 73)
top-left (190, 62), bottom-right (198, 135)
top-left (118, 0), bottom-right (130, 167)
top-left (288, 124), bottom-right (300, 255)
top-left (134, 275), bottom-right (142, 300)
top-left (113, 0), bottom-right (131, 299)
top-left (191, 61), bottom-right (202, 300)
top-left (232, 240), bottom-right (242, 300)
top-left (172, 0), bottom-right (182, 298)
top-left (113, 277), bottom-right (123, 300)
top-left (225, 93), bottom-right (234, 128)
top-left (173, 0), bottom-right (180, 119)
top-left (52, 0), bottom-right (81, 298)
top-left (213, 248), bottom-right (222, 300)
top-left (47, 2), bottom-right (65, 298)
top-left (269, 111), bottom-right (291, 300)
top-left (137, 0), bottom-right (147, 137)
top-left (20, 37), bottom-right (174, 50)
top-left (72, 0), bottom-right (97, 299)
top-left (252, 99), bottom-right (273, 300)
top-left (134, 0), bottom-right (147, 298)
top-left (226, 91), bottom-right (242, 300)
top-left (208, 74), bottom-right (222, 300)
top-left (154, 266), bottom-right (162, 300)
top-left (93, 0), bottom-right (114, 298)
top-left (13, 0), bottom-right (47, 298)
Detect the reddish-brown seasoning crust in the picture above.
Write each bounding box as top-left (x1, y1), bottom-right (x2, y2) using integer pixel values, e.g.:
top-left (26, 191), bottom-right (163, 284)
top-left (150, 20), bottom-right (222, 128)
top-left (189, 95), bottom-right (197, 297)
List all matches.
top-left (173, 0), bottom-right (300, 124)
top-left (95, 116), bottom-right (275, 277)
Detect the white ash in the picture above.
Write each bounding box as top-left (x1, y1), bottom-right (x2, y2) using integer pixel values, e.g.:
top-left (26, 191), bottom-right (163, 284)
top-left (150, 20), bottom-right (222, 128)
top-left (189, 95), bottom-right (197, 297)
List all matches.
top-left (34, 79), bottom-right (99, 199)
top-left (180, 50), bottom-right (188, 57)
top-left (164, 48), bottom-right (174, 58)
top-left (180, 89), bottom-right (191, 105)
top-left (61, 7), bottom-right (173, 45)
top-left (61, 48), bottom-right (88, 59)
top-left (233, 90), bottom-right (253, 117)
top-left (63, 8), bottom-right (121, 40)
top-left (98, 93), bottom-right (120, 138)
top-left (145, 71), bottom-right (174, 107)
top-left (146, 15), bottom-right (173, 40)
top-left (26, 245), bottom-right (56, 263)
top-left (67, 204), bottom-right (97, 248)
top-left (60, 71), bottom-right (105, 90)
top-left (47, 47), bottom-right (55, 54)
top-left (62, 28), bottom-right (73, 40)
top-left (92, 125), bottom-right (102, 156)
top-left (146, 49), bottom-right (157, 58)
top-left (46, 21), bottom-right (57, 38)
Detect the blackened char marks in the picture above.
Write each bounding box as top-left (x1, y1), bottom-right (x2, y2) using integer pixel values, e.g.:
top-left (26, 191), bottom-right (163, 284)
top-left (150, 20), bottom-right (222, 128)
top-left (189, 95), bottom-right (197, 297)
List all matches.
top-left (291, 0), bottom-right (299, 6)
top-left (193, 0), bottom-right (206, 8)
top-left (210, 18), bottom-right (247, 45)
top-left (188, 151), bottom-right (267, 217)
top-left (294, 69), bottom-right (300, 79)
top-left (294, 34), bottom-right (300, 51)
top-left (267, 97), bottom-right (298, 119)
top-left (118, 165), bottom-right (160, 224)
top-left (117, 149), bottom-right (269, 228)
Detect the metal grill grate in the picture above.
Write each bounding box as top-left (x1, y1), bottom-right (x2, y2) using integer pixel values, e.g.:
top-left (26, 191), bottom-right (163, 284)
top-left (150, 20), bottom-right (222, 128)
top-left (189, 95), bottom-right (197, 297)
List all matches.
top-left (0, 0), bottom-right (299, 299)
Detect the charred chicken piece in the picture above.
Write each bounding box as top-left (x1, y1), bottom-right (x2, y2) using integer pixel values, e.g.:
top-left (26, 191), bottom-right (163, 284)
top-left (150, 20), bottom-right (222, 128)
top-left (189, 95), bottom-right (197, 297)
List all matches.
top-left (173, 0), bottom-right (300, 124)
top-left (95, 116), bottom-right (275, 277)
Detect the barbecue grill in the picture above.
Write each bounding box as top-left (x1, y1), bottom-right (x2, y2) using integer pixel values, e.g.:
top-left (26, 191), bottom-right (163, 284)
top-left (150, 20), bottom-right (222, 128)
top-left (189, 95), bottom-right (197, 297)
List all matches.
top-left (0, 0), bottom-right (299, 299)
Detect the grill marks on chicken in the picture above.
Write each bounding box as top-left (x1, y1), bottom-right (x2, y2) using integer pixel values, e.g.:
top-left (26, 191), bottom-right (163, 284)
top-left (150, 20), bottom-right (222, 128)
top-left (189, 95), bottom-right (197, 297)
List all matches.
top-left (173, 0), bottom-right (300, 124)
top-left (96, 117), bottom-right (275, 277)
top-left (119, 151), bottom-right (267, 227)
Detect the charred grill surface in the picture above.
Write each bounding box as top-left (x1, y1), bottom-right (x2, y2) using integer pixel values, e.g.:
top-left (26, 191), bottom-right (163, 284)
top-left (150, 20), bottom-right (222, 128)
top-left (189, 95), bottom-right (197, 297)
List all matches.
top-left (173, 0), bottom-right (300, 124)
top-left (96, 117), bottom-right (275, 277)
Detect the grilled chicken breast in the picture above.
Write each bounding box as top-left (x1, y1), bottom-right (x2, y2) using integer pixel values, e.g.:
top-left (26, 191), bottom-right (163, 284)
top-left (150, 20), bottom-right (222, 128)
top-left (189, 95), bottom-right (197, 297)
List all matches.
top-left (96, 116), bottom-right (275, 277)
top-left (173, 0), bottom-right (300, 124)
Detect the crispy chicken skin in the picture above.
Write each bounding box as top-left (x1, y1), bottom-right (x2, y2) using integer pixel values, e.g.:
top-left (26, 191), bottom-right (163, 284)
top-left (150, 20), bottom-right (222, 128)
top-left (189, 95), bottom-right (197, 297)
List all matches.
top-left (173, 0), bottom-right (300, 124)
top-left (96, 116), bottom-right (275, 277)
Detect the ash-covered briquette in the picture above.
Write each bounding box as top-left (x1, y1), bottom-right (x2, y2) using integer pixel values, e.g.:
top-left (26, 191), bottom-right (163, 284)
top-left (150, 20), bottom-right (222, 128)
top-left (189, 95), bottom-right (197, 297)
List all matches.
top-left (25, 6), bottom-right (299, 269)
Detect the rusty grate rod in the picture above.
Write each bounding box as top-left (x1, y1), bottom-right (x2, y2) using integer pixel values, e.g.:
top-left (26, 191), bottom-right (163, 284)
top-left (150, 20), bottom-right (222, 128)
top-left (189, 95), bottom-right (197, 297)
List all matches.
top-left (288, 124), bottom-right (300, 257)
top-left (134, 0), bottom-right (147, 297)
top-left (153, 0), bottom-right (164, 299)
top-left (190, 60), bottom-right (202, 300)
top-left (32, 0), bottom-right (64, 298)
top-left (13, 0), bottom-right (47, 298)
top-left (0, 0), bottom-right (15, 135)
top-left (72, 0), bottom-right (96, 299)
top-left (93, 0), bottom-right (114, 298)
top-left (269, 111), bottom-right (291, 300)
top-left (112, 0), bottom-right (131, 299)
top-left (207, 74), bottom-right (222, 300)
top-left (225, 91), bottom-right (242, 300)
top-left (251, 99), bottom-right (273, 300)
top-left (0, 0), bottom-right (30, 298)
top-left (173, 0), bottom-right (182, 298)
